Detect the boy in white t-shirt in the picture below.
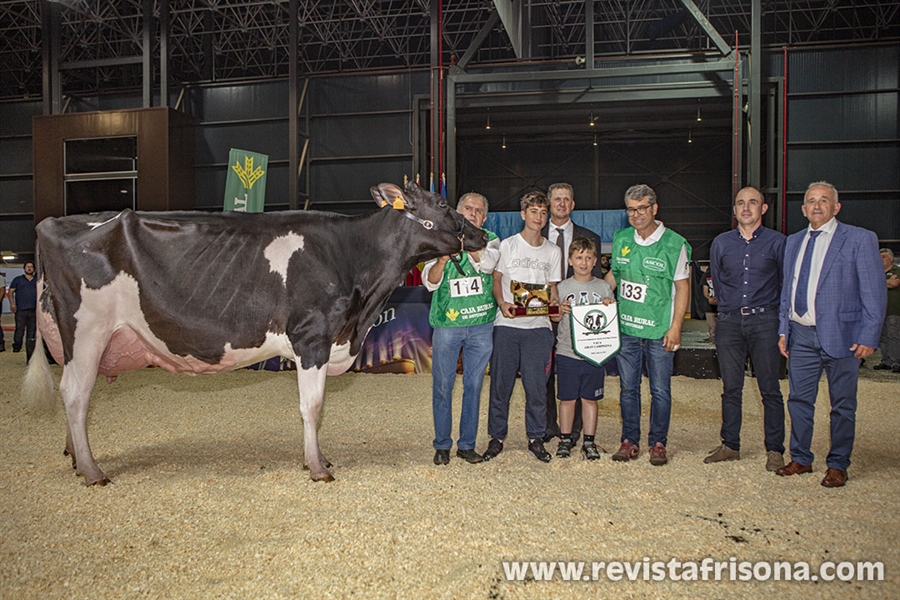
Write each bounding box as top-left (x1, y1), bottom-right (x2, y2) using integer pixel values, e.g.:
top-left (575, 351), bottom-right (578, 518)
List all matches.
top-left (482, 191), bottom-right (562, 463)
top-left (552, 237), bottom-right (615, 460)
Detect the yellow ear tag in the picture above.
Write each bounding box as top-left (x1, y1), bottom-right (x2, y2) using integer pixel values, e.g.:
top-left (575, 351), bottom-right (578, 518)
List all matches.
top-left (392, 197), bottom-right (405, 210)
top-left (380, 199), bottom-right (388, 207)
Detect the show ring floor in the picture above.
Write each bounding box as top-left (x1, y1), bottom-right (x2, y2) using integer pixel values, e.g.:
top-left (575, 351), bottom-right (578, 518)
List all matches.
top-left (0, 324), bottom-right (898, 598)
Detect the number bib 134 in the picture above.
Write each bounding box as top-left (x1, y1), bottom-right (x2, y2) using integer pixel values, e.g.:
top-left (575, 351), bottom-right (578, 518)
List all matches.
top-left (449, 276), bottom-right (482, 298)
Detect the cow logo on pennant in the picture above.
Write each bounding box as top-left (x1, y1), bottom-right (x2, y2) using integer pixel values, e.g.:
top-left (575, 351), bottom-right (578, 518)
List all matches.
top-left (570, 303), bottom-right (621, 367)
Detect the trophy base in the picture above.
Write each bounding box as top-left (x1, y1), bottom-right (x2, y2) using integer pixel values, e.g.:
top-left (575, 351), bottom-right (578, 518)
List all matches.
top-left (512, 305), bottom-right (560, 316)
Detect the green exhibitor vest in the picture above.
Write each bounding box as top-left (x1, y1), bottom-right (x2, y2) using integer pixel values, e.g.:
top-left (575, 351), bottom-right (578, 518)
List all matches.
top-left (611, 226), bottom-right (691, 339)
top-left (429, 231), bottom-right (498, 328)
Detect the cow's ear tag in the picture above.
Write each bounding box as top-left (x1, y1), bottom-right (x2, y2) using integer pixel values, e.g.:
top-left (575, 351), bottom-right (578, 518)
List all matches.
top-left (392, 197), bottom-right (405, 210)
top-left (379, 199), bottom-right (388, 207)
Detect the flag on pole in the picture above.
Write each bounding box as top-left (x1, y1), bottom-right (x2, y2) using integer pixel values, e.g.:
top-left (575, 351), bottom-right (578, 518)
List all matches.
top-left (440, 172), bottom-right (446, 198)
top-left (429, 172), bottom-right (435, 193)
top-left (224, 148), bottom-right (268, 213)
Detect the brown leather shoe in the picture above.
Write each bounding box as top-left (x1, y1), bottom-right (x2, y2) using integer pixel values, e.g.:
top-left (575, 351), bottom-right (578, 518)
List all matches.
top-left (821, 468), bottom-right (848, 488)
top-left (775, 461), bottom-right (813, 476)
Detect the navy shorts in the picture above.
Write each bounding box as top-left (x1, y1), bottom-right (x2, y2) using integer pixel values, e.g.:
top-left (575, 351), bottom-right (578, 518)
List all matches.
top-left (556, 354), bottom-right (605, 401)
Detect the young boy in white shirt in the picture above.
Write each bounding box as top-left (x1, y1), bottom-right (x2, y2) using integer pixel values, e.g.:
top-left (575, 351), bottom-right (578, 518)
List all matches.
top-left (482, 190), bottom-right (561, 462)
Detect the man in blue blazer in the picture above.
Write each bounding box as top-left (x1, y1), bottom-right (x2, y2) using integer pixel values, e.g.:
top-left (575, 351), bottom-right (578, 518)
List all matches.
top-left (776, 181), bottom-right (886, 487)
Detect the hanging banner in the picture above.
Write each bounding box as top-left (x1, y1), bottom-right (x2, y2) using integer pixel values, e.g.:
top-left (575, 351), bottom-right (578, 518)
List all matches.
top-left (224, 148), bottom-right (268, 213)
top-left (570, 303), bottom-right (621, 367)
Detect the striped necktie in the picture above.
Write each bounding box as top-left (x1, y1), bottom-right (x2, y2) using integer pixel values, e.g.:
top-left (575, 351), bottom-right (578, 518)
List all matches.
top-left (556, 228), bottom-right (566, 280)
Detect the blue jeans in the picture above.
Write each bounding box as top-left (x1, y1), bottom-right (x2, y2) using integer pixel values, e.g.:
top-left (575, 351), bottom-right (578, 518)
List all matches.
top-left (431, 322), bottom-right (493, 451)
top-left (617, 332), bottom-right (674, 447)
top-left (715, 309), bottom-right (785, 453)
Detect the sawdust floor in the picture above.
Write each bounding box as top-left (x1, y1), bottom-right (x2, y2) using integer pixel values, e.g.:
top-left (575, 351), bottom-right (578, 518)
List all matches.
top-left (1, 348), bottom-right (898, 599)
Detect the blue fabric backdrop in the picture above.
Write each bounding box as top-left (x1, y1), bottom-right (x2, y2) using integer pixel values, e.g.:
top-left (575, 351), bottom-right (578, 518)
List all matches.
top-left (484, 210), bottom-right (628, 250)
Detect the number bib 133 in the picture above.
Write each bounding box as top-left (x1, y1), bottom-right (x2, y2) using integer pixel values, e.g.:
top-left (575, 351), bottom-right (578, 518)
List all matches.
top-left (619, 279), bottom-right (647, 303)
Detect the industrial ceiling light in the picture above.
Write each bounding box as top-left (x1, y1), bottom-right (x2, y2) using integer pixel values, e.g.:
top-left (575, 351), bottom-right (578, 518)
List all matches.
top-left (688, 128), bottom-right (693, 143)
top-left (502, 134), bottom-right (506, 149)
top-left (593, 132), bottom-right (598, 146)
top-left (485, 108), bottom-right (491, 130)
top-left (696, 102), bottom-right (702, 122)
top-left (589, 109), bottom-right (595, 127)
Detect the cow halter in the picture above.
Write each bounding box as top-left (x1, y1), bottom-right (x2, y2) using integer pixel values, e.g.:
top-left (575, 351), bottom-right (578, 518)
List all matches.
top-left (395, 201), bottom-right (468, 276)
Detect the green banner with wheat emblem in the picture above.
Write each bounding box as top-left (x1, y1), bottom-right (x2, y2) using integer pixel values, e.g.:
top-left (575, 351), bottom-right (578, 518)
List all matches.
top-left (224, 148), bottom-right (268, 213)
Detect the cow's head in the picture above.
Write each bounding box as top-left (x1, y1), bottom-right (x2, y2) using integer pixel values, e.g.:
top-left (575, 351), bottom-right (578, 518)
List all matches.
top-left (371, 182), bottom-right (488, 255)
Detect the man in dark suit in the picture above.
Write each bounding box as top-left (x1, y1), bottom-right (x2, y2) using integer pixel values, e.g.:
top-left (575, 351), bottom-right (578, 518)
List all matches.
top-left (776, 181), bottom-right (886, 488)
top-left (540, 182), bottom-right (604, 442)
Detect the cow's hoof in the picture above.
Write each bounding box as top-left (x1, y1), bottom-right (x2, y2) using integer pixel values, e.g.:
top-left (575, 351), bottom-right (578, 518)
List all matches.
top-left (303, 459), bottom-right (333, 470)
top-left (85, 477), bottom-right (111, 487)
top-left (310, 472), bottom-right (335, 483)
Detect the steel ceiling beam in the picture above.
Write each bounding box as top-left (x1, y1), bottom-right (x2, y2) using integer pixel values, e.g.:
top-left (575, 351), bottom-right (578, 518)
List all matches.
top-left (493, 0), bottom-right (523, 59)
top-left (2, 1), bottom-right (898, 101)
top-left (679, 0), bottom-right (732, 55)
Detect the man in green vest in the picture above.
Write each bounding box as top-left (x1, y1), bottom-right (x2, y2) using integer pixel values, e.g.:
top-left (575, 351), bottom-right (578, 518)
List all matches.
top-left (605, 184), bottom-right (692, 466)
top-left (423, 192), bottom-right (500, 466)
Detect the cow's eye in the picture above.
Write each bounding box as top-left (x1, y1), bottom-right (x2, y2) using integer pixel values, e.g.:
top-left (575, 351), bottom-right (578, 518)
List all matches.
top-left (439, 200), bottom-right (447, 208)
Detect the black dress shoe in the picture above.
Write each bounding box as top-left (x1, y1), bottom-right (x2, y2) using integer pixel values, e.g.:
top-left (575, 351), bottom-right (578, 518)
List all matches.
top-left (482, 439), bottom-right (503, 461)
top-left (528, 439), bottom-right (552, 463)
top-left (433, 449), bottom-right (450, 465)
top-left (456, 449), bottom-right (483, 464)
top-left (873, 363), bottom-right (891, 370)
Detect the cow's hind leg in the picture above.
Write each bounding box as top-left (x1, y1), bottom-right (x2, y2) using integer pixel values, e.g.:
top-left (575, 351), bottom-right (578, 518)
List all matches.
top-left (296, 365), bottom-right (333, 482)
top-left (64, 426), bottom-right (76, 469)
top-left (59, 356), bottom-right (109, 486)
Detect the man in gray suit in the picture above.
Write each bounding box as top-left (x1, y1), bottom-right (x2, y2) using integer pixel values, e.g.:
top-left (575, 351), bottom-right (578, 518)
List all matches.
top-left (541, 182), bottom-right (604, 443)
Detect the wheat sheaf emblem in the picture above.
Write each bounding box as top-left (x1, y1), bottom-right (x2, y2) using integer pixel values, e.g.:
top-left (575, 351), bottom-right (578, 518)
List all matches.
top-left (232, 156), bottom-right (266, 189)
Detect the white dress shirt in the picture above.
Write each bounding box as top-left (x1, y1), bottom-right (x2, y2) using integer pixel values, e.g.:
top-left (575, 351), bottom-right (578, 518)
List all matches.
top-left (790, 216), bottom-right (838, 326)
top-left (548, 219), bottom-right (574, 250)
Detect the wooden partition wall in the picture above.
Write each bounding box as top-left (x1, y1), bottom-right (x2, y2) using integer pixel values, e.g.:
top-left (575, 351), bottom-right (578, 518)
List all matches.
top-left (32, 107), bottom-right (195, 224)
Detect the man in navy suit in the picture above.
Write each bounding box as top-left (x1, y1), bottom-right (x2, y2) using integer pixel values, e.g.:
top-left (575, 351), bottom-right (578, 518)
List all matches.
top-left (541, 183), bottom-right (604, 442)
top-left (776, 181), bottom-right (886, 487)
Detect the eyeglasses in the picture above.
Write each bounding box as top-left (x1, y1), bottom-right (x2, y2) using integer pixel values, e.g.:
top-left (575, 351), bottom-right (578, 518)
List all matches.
top-left (626, 203), bottom-right (653, 216)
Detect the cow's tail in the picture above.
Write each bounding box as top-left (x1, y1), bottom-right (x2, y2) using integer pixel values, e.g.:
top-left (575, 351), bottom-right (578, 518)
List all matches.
top-left (22, 309), bottom-right (57, 415)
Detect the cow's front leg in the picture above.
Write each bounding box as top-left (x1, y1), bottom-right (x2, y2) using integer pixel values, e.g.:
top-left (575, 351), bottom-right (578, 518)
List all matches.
top-left (296, 365), bottom-right (333, 482)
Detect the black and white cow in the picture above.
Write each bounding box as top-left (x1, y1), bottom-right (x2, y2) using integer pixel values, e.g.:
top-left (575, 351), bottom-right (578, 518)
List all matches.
top-left (23, 182), bottom-right (487, 485)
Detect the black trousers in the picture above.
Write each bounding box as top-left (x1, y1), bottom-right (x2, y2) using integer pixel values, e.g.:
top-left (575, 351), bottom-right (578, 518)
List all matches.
top-left (14, 308), bottom-right (36, 359)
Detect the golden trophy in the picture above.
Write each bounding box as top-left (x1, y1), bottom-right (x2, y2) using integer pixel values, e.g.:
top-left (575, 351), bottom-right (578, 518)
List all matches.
top-left (510, 280), bottom-right (559, 316)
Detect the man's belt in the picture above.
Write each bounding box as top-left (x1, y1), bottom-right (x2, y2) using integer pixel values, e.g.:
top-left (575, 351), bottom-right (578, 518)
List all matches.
top-left (722, 305), bottom-right (779, 316)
